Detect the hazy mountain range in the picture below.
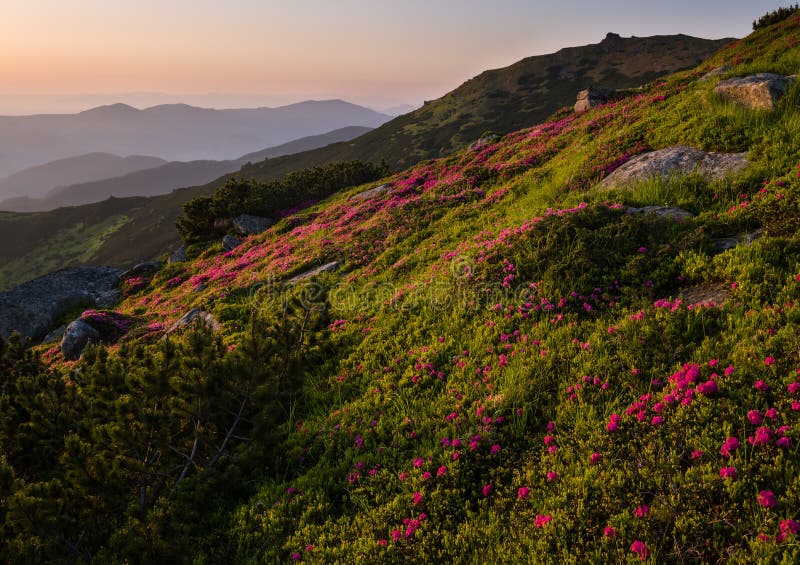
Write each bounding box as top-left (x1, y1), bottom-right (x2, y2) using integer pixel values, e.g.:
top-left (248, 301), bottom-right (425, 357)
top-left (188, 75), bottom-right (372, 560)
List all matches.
top-left (0, 100), bottom-right (390, 179)
top-left (0, 33), bottom-right (734, 289)
top-left (0, 126), bottom-right (372, 212)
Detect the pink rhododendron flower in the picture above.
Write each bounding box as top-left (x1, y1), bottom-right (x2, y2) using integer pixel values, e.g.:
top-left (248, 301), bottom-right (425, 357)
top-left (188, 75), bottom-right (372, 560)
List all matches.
top-left (691, 450), bottom-right (704, 460)
top-left (482, 484), bottom-right (492, 497)
top-left (534, 514), bottom-right (552, 528)
top-left (720, 467), bottom-right (737, 479)
top-left (755, 380), bottom-right (769, 392)
top-left (720, 437), bottom-right (739, 458)
top-left (759, 490), bottom-right (777, 508)
top-left (635, 505), bottom-right (650, 518)
top-left (546, 471), bottom-right (558, 482)
top-left (765, 356), bottom-right (776, 366)
top-left (630, 540), bottom-right (650, 561)
top-left (589, 452), bottom-right (602, 464)
top-left (413, 492), bottom-right (423, 505)
top-left (518, 487), bottom-right (530, 500)
top-left (603, 526), bottom-right (617, 537)
top-left (780, 519), bottom-right (800, 535)
top-left (750, 427), bottom-right (773, 447)
top-left (748, 410), bottom-right (763, 425)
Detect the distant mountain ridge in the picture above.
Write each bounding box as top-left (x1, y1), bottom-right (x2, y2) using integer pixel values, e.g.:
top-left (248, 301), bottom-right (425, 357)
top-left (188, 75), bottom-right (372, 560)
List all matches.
top-left (0, 126), bottom-right (373, 213)
top-left (0, 153), bottom-right (167, 200)
top-left (0, 33), bottom-right (735, 289)
top-left (0, 100), bottom-right (390, 178)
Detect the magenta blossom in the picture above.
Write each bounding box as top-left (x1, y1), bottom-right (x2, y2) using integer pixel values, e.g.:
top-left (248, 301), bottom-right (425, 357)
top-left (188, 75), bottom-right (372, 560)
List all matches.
top-left (518, 487), bottom-right (531, 500)
top-left (720, 437), bottom-right (739, 458)
top-left (780, 519), bottom-right (800, 535)
top-left (747, 410), bottom-right (763, 425)
top-left (589, 452), bottom-right (602, 464)
top-left (482, 484), bottom-right (492, 497)
top-left (534, 514), bottom-right (552, 528)
top-left (758, 490), bottom-right (777, 508)
top-left (630, 540), bottom-right (650, 561)
top-left (719, 467), bottom-right (737, 479)
top-left (635, 505), bottom-right (650, 518)
top-left (603, 526), bottom-right (617, 537)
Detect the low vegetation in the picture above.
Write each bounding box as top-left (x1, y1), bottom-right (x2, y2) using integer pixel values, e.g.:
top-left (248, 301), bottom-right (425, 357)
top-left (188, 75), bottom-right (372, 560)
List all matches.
top-left (3, 10), bottom-right (800, 564)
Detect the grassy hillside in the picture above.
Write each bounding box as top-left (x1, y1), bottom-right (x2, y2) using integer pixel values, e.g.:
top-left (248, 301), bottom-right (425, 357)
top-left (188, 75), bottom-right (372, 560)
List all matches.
top-left (3, 12), bottom-right (800, 563)
top-left (0, 34), bottom-right (731, 290)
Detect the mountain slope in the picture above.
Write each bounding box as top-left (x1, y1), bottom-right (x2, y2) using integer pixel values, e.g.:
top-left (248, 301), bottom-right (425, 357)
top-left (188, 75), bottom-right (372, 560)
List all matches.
top-left (4, 13), bottom-right (800, 563)
top-left (0, 100), bottom-right (390, 178)
top-left (0, 33), bottom-right (733, 289)
top-left (0, 153), bottom-right (166, 200)
top-left (0, 126), bottom-right (373, 213)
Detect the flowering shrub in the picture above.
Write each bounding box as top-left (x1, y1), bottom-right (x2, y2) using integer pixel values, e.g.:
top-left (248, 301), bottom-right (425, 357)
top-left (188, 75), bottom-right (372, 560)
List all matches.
top-left (8, 14), bottom-right (800, 564)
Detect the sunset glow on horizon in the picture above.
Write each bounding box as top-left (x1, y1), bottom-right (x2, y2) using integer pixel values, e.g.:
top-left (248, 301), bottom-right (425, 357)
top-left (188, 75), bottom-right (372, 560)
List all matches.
top-left (0, 0), bottom-right (788, 113)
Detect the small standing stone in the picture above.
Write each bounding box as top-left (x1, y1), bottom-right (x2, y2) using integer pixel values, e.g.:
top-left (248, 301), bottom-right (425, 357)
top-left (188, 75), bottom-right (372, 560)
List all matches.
top-left (61, 319), bottom-right (100, 361)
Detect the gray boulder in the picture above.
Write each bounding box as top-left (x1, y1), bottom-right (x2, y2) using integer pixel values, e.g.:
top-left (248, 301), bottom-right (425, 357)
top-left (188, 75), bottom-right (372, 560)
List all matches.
top-left (626, 206), bottom-right (695, 221)
top-left (169, 245), bottom-right (187, 264)
top-left (95, 289), bottom-right (122, 309)
top-left (353, 184), bottom-right (390, 201)
top-left (222, 235), bottom-right (241, 252)
top-left (164, 308), bottom-right (221, 336)
top-left (598, 146), bottom-right (748, 190)
top-left (61, 319), bottom-right (100, 361)
top-left (468, 135), bottom-right (501, 150)
top-left (715, 73), bottom-right (795, 111)
top-left (42, 324), bottom-right (67, 344)
top-left (233, 214), bottom-right (273, 235)
top-left (0, 267), bottom-right (122, 340)
top-left (287, 261), bottom-right (340, 283)
top-left (575, 86), bottom-right (614, 112)
top-left (699, 65), bottom-right (732, 82)
top-left (121, 261), bottom-right (161, 279)
top-left (712, 230), bottom-right (764, 253)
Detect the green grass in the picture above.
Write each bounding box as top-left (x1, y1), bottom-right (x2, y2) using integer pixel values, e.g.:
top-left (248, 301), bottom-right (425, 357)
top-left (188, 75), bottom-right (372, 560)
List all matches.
top-left (0, 213), bottom-right (129, 289)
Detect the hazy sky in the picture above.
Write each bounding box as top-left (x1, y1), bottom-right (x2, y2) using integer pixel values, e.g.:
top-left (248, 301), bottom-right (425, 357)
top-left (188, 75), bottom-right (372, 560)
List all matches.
top-left (0, 0), bottom-right (789, 113)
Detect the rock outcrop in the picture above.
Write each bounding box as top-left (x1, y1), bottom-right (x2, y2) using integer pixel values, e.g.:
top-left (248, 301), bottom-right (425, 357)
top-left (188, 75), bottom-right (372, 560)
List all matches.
top-left (575, 86), bottom-right (614, 112)
top-left (169, 245), bottom-right (188, 264)
top-left (121, 261), bottom-right (161, 279)
top-left (626, 206), bottom-right (695, 221)
top-left (0, 267), bottom-right (122, 340)
top-left (61, 319), bottom-right (100, 361)
top-left (353, 184), bottom-right (390, 201)
top-left (222, 235), bottom-right (241, 252)
top-left (598, 146), bottom-right (748, 189)
top-left (287, 262), bottom-right (340, 283)
top-left (469, 135), bottom-right (501, 150)
top-left (715, 73), bottom-right (795, 111)
top-left (712, 230), bottom-right (764, 253)
top-left (164, 308), bottom-right (222, 335)
top-left (233, 214), bottom-right (273, 236)
top-left (699, 65), bottom-right (732, 82)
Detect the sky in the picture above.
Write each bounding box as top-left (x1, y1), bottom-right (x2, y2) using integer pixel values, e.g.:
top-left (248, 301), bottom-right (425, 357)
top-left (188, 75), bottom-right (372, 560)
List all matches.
top-left (0, 0), bottom-right (790, 114)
